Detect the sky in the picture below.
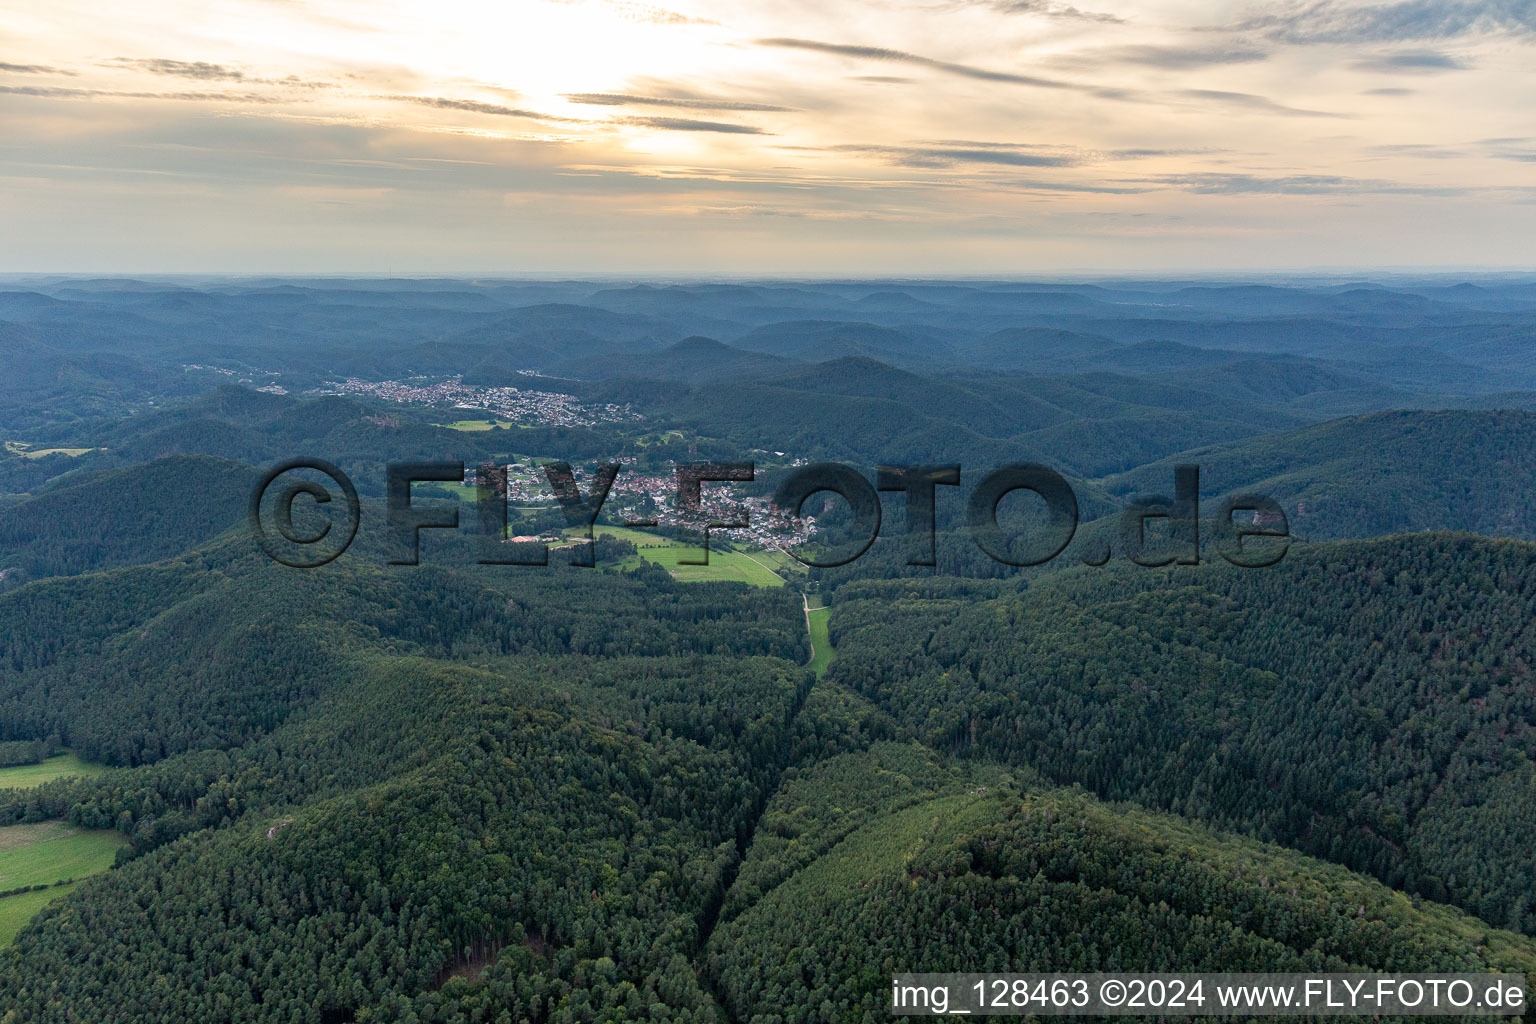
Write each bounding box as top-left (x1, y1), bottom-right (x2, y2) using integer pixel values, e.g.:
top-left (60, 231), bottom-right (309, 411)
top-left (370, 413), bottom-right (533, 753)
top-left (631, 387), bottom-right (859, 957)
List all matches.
top-left (1, 0), bottom-right (1533, 273)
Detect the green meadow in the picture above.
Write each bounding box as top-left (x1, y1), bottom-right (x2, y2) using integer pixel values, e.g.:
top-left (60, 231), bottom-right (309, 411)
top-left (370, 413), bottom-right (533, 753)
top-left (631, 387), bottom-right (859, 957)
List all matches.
top-left (0, 884), bottom-right (84, 946)
top-left (434, 419), bottom-right (543, 434)
top-left (418, 480), bottom-right (479, 501)
top-left (0, 821), bottom-right (127, 946)
top-left (4, 442), bottom-right (97, 459)
top-left (586, 527), bottom-right (788, 587)
top-left (0, 753), bottom-right (106, 791)
top-left (434, 419), bottom-right (511, 431)
top-left (805, 598), bottom-right (833, 679)
top-left (744, 546), bottom-right (805, 578)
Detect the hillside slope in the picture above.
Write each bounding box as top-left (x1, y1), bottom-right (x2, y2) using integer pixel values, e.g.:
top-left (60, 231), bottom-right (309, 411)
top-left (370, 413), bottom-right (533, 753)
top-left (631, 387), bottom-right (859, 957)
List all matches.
top-left (828, 533), bottom-right (1536, 932)
top-left (1102, 410), bottom-right (1536, 540)
top-left (710, 747), bottom-right (1536, 1022)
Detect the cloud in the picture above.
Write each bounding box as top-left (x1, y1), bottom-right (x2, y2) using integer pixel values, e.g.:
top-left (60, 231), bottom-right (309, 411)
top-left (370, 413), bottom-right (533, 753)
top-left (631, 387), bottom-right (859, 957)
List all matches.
top-left (578, 0), bottom-right (715, 25)
top-left (1351, 48), bottom-right (1472, 69)
top-left (971, 0), bottom-right (1124, 22)
top-left (829, 141), bottom-right (1216, 168)
top-left (0, 84), bottom-right (278, 102)
top-left (0, 85), bottom-right (97, 97)
top-left (616, 115), bottom-right (769, 133)
top-left (1364, 85), bottom-right (1417, 93)
top-left (1233, 0), bottom-right (1536, 44)
top-left (106, 58), bottom-right (247, 80)
top-left (1106, 147), bottom-right (1220, 158)
top-left (1081, 44), bottom-right (1271, 68)
top-left (1180, 88), bottom-right (1350, 117)
top-left (831, 143), bottom-right (1077, 167)
top-left (564, 92), bottom-right (793, 111)
top-left (101, 58), bottom-right (336, 90)
top-left (1370, 141), bottom-right (1468, 156)
top-left (0, 62), bottom-right (74, 75)
top-left (919, 148), bottom-right (1074, 166)
top-left (1154, 171), bottom-right (1464, 194)
top-left (263, 75), bottom-right (338, 91)
top-left (756, 37), bottom-right (1077, 90)
top-left (927, 138), bottom-right (1054, 149)
top-left (388, 95), bottom-right (583, 122)
top-left (989, 178), bottom-right (1147, 194)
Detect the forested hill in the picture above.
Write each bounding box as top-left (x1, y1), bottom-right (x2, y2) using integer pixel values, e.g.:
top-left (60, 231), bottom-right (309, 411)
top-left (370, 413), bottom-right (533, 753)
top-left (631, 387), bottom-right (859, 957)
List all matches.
top-left (0, 540), bottom-right (812, 1022)
top-left (1, 530), bottom-right (1535, 1020)
top-left (0, 455), bottom-right (258, 585)
top-left (0, 526), bottom-right (805, 766)
top-left (580, 357), bottom-right (1334, 476)
top-left (1102, 409), bottom-right (1536, 541)
top-left (709, 746), bottom-right (1536, 1021)
top-left (827, 532), bottom-right (1536, 933)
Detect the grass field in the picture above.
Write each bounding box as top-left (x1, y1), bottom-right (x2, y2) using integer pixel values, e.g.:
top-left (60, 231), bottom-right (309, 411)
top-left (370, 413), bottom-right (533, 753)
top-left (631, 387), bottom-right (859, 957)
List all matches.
top-left (0, 753), bottom-right (107, 791)
top-left (0, 821), bottom-right (127, 945)
top-left (0, 822), bottom-right (125, 887)
top-left (436, 419), bottom-right (543, 433)
top-left (420, 480), bottom-right (479, 501)
top-left (4, 442), bottom-right (97, 459)
top-left (806, 604), bottom-right (834, 678)
top-left (748, 547), bottom-right (807, 578)
top-left (434, 419), bottom-right (512, 431)
top-left (631, 430), bottom-right (689, 448)
top-left (0, 882), bottom-right (84, 946)
top-left (586, 527), bottom-right (787, 587)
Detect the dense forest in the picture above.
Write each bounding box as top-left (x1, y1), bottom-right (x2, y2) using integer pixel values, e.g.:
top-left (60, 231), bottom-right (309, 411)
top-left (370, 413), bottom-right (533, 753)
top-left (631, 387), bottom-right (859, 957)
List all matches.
top-left (1104, 410), bottom-right (1536, 541)
top-left (1, 277), bottom-right (1534, 1021)
top-left (711, 747), bottom-right (1536, 1022)
top-left (3, 527), bottom-right (1536, 1021)
top-left (825, 535), bottom-right (1536, 932)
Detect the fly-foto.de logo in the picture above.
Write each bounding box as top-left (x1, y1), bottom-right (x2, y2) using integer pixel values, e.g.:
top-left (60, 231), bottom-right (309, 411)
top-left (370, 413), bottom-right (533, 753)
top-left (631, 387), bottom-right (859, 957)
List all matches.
top-left (249, 458), bottom-right (1288, 571)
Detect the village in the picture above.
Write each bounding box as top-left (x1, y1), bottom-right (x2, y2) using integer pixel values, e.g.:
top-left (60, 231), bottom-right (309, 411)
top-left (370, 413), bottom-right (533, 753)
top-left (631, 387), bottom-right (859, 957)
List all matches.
top-left (490, 460), bottom-right (817, 553)
top-left (316, 375), bottom-right (640, 428)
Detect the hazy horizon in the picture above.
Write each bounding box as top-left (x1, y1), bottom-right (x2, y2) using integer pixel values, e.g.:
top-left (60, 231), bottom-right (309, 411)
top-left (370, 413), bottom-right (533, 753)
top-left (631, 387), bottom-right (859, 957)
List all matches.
top-left (3, 269), bottom-right (1536, 283)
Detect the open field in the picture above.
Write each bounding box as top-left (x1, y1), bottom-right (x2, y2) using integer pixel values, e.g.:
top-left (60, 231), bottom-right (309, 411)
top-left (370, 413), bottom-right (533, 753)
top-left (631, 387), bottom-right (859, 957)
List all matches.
top-left (586, 527), bottom-right (787, 587)
top-left (4, 442), bottom-right (97, 459)
top-left (436, 420), bottom-right (542, 433)
top-left (434, 419), bottom-right (511, 431)
top-left (0, 753), bottom-right (107, 791)
top-left (418, 480), bottom-right (479, 501)
top-left (0, 821), bottom-right (127, 946)
top-left (743, 546), bottom-right (806, 578)
top-left (630, 430), bottom-right (689, 448)
top-left (0, 822), bottom-right (125, 887)
top-left (805, 604), bottom-right (833, 678)
top-left (0, 883), bottom-right (82, 946)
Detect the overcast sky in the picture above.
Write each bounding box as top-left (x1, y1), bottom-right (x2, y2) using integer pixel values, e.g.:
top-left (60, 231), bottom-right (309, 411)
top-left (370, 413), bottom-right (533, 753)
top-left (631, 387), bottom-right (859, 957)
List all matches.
top-left (2, 0), bottom-right (1533, 273)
